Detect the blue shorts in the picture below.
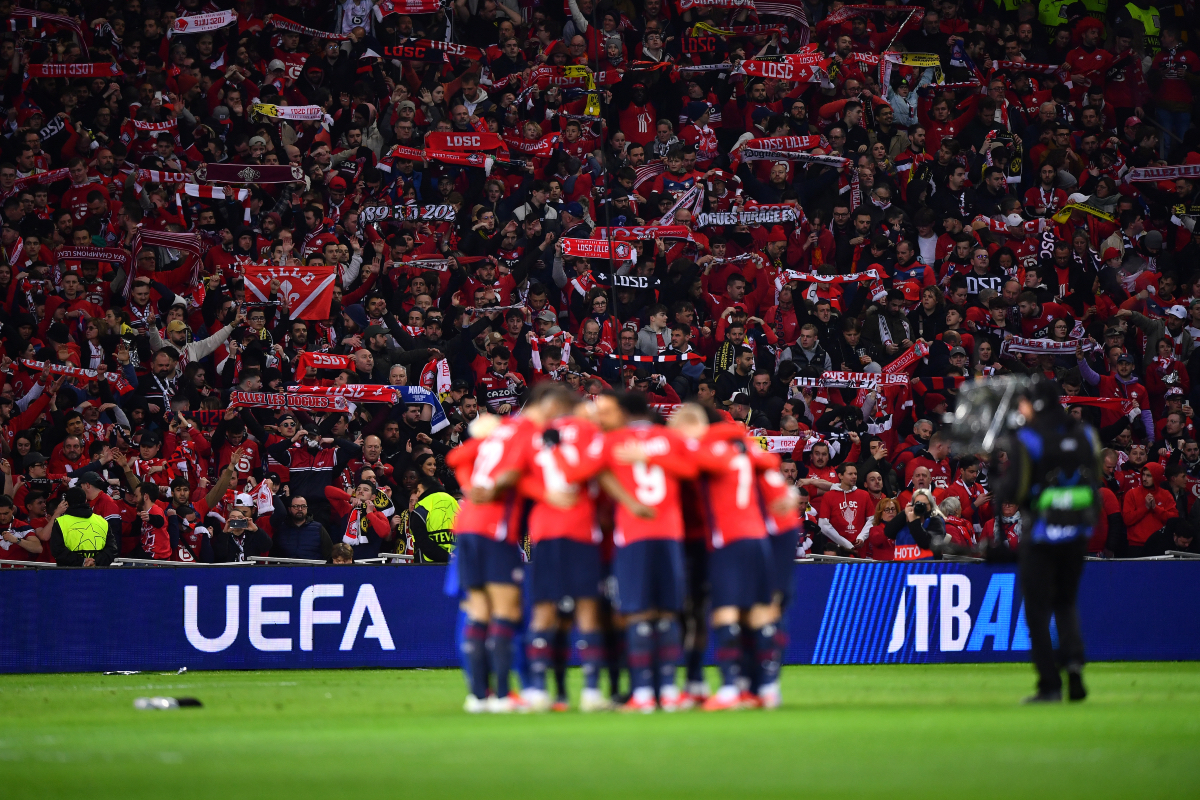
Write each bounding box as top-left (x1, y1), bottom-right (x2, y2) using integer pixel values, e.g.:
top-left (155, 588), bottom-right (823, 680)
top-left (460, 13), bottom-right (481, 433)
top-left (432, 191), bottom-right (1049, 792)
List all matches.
top-left (709, 537), bottom-right (774, 610)
top-left (611, 539), bottom-right (686, 615)
top-left (456, 533), bottom-right (524, 591)
top-left (530, 538), bottom-right (602, 605)
top-left (684, 538), bottom-right (709, 610)
top-left (769, 529), bottom-right (800, 607)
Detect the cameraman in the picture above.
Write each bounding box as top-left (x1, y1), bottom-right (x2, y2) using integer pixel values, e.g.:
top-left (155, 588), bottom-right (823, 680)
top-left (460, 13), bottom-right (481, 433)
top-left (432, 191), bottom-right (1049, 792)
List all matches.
top-left (885, 487), bottom-right (946, 552)
top-left (212, 507), bottom-right (272, 563)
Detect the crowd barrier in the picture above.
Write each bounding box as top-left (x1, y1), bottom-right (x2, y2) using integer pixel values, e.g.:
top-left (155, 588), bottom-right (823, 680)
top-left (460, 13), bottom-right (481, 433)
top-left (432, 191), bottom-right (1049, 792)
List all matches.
top-left (1, 561), bottom-right (1197, 673)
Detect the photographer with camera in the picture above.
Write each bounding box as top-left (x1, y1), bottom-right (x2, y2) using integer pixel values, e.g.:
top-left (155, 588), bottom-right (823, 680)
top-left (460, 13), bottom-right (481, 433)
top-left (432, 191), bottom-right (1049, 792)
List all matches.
top-left (212, 505), bottom-right (272, 564)
top-left (883, 488), bottom-right (946, 557)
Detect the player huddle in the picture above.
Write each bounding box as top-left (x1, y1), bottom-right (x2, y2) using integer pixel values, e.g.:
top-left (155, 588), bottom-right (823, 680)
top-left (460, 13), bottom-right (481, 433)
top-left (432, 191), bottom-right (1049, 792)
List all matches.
top-left (449, 383), bottom-right (800, 713)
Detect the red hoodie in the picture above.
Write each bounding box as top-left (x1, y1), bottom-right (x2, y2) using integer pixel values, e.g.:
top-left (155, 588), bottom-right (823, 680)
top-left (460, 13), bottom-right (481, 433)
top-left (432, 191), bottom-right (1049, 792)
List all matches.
top-left (1121, 462), bottom-right (1179, 546)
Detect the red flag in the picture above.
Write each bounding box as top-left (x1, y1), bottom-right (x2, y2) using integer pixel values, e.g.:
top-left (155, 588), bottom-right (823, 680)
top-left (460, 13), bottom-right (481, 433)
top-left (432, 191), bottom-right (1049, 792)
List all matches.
top-left (243, 263), bottom-right (337, 321)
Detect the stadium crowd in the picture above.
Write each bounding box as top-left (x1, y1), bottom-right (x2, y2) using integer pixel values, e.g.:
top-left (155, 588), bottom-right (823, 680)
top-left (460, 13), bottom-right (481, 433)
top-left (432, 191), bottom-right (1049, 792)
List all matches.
top-left (2, 0), bottom-right (1200, 572)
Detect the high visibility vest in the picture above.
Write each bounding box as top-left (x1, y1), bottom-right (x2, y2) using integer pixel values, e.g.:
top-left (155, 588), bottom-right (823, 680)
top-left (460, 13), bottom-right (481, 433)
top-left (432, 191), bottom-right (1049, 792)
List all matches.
top-left (994, 0), bottom-right (1021, 11)
top-left (58, 513), bottom-right (109, 552)
top-left (416, 492), bottom-right (459, 563)
top-left (1081, 0), bottom-right (1109, 15)
top-left (1038, 0), bottom-right (1072, 26)
top-left (1126, 3), bottom-right (1162, 54)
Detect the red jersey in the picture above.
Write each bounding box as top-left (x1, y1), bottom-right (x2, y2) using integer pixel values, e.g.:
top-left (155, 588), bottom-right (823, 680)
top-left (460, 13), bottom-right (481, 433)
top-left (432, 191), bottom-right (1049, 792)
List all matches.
top-left (599, 422), bottom-right (699, 545)
top-left (218, 440), bottom-right (261, 484)
top-left (139, 500), bottom-right (172, 560)
top-left (446, 418), bottom-right (537, 544)
top-left (693, 423), bottom-right (773, 547)
top-left (817, 485), bottom-right (873, 543)
top-left (519, 416), bottom-right (606, 544)
top-left (1019, 301), bottom-right (1072, 338)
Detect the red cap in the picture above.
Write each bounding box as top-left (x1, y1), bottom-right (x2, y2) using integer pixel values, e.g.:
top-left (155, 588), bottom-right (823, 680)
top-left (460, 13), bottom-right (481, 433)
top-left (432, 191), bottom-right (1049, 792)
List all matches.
top-left (899, 281), bottom-right (921, 301)
top-left (1102, 247), bottom-right (1121, 261)
top-left (924, 393), bottom-right (947, 410)
top-left (1186, 151), bottom-right (1200, 166)
top-left (328, 176), bottom-right (348, 190)
top-left (767, 225), bottom-right (787, 243)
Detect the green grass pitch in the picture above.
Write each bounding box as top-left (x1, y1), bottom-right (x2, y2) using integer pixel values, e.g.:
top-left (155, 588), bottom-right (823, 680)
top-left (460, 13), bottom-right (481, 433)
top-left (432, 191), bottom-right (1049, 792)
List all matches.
top-left (2, 663), bottom-right (1198, 799)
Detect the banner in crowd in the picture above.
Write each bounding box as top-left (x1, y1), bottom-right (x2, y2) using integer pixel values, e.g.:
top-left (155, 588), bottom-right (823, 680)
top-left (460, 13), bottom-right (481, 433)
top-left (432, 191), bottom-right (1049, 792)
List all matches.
top-left (243, 263), bottom-right (337, 320)
top-left (11, 9), bottom-right (89, 56)
top-left (605, 353), bottom-right (706, 362)
top-left (390, 39), bottom-right (485, 60)
top-left (561, 238), bottom-right (635, 261)
top-left (250, 103), bottom-right (325, 122)
top-left (135, 169), bottom-right (190, 184)
top-left (696, 206), bottom-right (802, 227)
top-left (374, 0), bottom-right (448, 20)
top-left (57, 247), bottom-right (130, 265)
top-left (2, 562), bottom-right (1194, 672)
top-left (783, 269), bottom-right (880, 283)
top-left (1052, 201), bottom-right (1115, 224)
top-left (1124, 165), bottom-right (1200, 182)
top-left (737, 148), bottom-right (848, 168)
top-left (593, 225), bottom-right (698, 242)
top-left (293, 352), bottom-right (355, 382)
top-left (289, 385), bottom-right (400, 403)
top-left (25, 62), bottom-right (122, 79)
top-left (287, 367), bottom-right (454, 430)
top-left (755, 435), bottom-right (804, 453)
top-left (741, 136), bottom-right (822, 152)
top-left (358, 204), bottom-right (457, 223)
top-left (1001, 336), bottom-right (1098, 356)
top-left (676, 0), bottom-right (755, 9)
top-left (388, 145), bottom-right (496, 173)
top-left (229, 391), bottom-right (350, 411)
top-left (424, 131), bottom-right (505, 152)
top-left (395, 385), bottom-right (450, 432)
top-left (20, 359), bottom-right (132, 393)
top-left (792, 371), bottom-right (910, 390)
top-left (266, 14), bottom-right (350, 40)
top-left (501, 132), bottom-right (559, 157)
top-left (879, 51), bottom-right (943, 89)
top-left (194, 162), bottom-right (306, 183)
top-left (173, 10), bottom-right (236, 33)
top-left (738, 53), bottom-right (829, 82)
top-left (755, 0), bottom-right (812, 30)
top-left (11, 168), bottom-right (69, 191)
top-left (1062, 395), bottom-right (1139, 416)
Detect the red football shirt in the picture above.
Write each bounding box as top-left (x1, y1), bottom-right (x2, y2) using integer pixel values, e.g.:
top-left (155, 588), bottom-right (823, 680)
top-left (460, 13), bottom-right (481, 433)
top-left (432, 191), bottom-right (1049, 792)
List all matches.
top-left (518, 416), bottom-right (606, 544)
top-left (693, 423), bottom-right (774, 548)
top-left (599, 423), bottom-right (699, 546)
top-left (447, 418), bottom-right (537, 545)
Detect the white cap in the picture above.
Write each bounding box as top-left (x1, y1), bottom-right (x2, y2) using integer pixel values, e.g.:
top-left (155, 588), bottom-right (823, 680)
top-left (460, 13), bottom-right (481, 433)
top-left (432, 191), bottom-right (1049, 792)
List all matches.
top-left (1168, 305), bottom-right (1188, 319)
top-left (268, 59), bottom-right (285, 72)
top-left (235, 493), bottom-right (254, 507)
top-left (1005, 213), bottom-right (1025, 227)
top-left (1067, 192), bottom-right (1088, 204)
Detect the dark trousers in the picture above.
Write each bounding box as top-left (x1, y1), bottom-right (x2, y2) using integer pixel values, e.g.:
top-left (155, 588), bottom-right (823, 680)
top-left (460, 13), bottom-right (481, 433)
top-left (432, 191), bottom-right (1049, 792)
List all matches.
top-left (1019, 537), bottom-right (1087, 693)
